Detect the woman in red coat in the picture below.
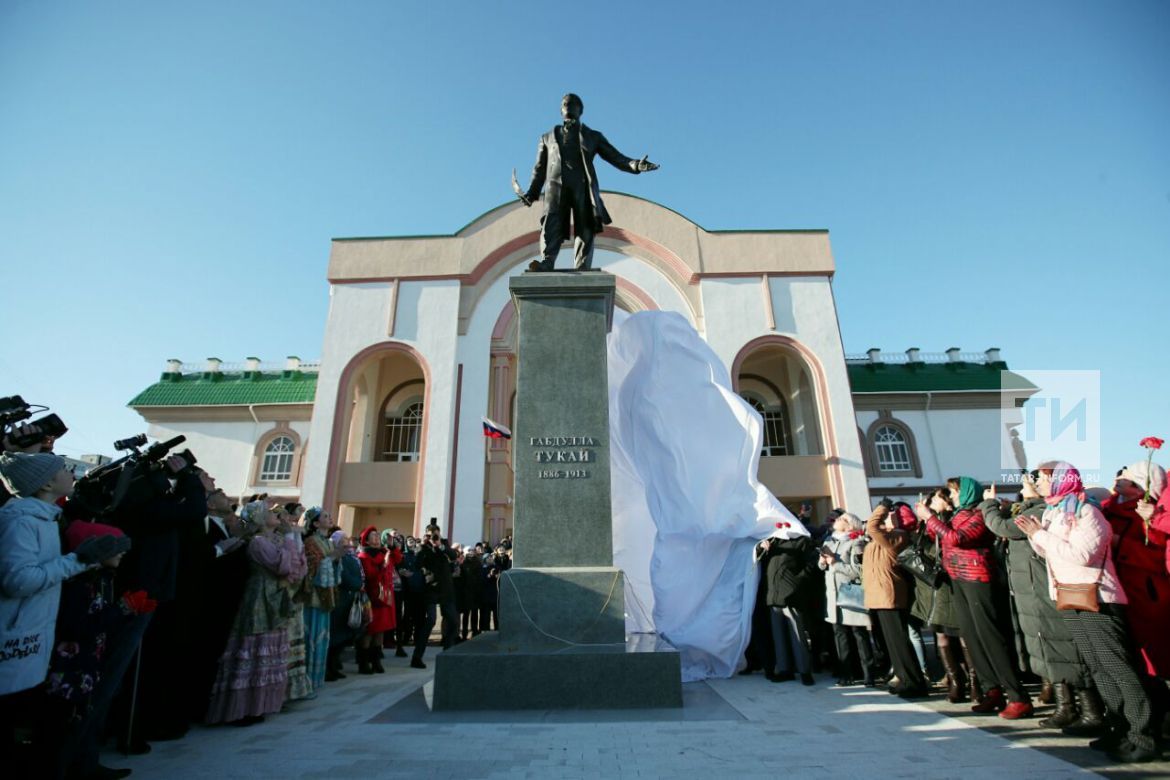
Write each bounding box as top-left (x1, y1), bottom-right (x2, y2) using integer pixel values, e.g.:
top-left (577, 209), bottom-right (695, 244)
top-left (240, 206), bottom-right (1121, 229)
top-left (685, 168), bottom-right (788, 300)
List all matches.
top-left (356, 526), bottom-right (403, 674)
top-left (1102, 463), bottom-right (1169, 685)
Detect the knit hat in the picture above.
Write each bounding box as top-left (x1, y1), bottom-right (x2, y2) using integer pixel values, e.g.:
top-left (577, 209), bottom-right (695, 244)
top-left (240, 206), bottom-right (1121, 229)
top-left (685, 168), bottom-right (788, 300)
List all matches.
top-left (0, 452), bottom-right (67, 498)
top-left (360, 525), bottom-right (380, 545)
top-left (1119, 460), bottom-right (1167, 501)
top-left (64, 520), bottom-right (131, 556)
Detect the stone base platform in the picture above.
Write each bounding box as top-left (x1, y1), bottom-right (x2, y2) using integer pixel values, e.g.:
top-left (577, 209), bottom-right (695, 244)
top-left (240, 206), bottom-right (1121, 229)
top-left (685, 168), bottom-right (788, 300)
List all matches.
top-left (432, 633), bottom-right (683, 711)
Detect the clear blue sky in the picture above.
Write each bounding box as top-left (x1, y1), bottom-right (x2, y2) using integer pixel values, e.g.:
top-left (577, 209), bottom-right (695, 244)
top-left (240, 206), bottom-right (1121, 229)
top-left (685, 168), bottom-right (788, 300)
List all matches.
top-left (2, 1), bottom-right (1167, 480)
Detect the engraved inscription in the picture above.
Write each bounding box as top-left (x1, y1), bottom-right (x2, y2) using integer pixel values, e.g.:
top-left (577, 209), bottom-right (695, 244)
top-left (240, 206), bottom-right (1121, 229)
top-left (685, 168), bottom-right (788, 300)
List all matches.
top-left (529, 434), bottom-right (601, 479)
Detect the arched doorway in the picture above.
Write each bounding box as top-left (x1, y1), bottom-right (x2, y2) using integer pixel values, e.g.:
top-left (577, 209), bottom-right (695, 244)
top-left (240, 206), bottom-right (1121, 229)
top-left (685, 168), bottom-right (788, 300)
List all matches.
top-left (323, 342), bottom-right (430, 535)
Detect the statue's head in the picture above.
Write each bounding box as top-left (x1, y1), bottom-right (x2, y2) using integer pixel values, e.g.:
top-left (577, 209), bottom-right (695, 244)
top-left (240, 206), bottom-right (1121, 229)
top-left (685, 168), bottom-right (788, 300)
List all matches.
top-left (561, 93), bottom-right (583, 121)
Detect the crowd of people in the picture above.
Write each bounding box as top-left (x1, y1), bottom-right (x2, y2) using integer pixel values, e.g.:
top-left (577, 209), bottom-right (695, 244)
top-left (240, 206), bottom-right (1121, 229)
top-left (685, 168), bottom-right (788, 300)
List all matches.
top-left (0, 420), bottom-right (513, 779)
top-left (744, 460), bottom-right (1170, 764)
top-left (3, 410), bottom-right (1168, 771)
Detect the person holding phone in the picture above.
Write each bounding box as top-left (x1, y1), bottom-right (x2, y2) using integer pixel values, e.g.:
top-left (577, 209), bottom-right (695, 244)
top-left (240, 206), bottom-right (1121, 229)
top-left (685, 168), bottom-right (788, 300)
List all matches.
top-left (917, 476), bottom-right (1032, 719)
top-left (981, 476), bottom-right (1094, 730)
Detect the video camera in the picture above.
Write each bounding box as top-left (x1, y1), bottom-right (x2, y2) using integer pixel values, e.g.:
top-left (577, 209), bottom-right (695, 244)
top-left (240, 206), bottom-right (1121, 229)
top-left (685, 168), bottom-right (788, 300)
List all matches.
top-left (73, 433), bottom-right (198, 518)
top-left (0, 395), bottom-right (68, 448)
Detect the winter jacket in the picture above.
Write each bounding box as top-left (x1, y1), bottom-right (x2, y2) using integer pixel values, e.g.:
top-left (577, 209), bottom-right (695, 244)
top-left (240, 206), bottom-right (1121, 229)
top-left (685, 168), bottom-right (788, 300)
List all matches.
top-left (981, 498), bottom-right (1087, 686)
top-left (1030, 500), bottom-right (1126, 605)
top-left (818, 534), bottom-right (869, 627)
top-left (762, 536), bottom-right (816, 609)
top-left (863, 508), bottom-right (910, 609)
top-left (1145, 490), bottom-right (1170, 574)
top-left (329, 553), bottom-right (364, 648)
top-left (925, 508), bottom-right (996, 583)
top-left (1102, 495), bottom-right (1170, 677)
top-left (0, 497), bottom-right (89, 694)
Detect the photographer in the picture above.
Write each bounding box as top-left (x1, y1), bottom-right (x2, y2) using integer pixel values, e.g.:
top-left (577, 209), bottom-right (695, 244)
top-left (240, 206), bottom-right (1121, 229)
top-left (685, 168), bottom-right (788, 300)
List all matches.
top-left (96, 451), bottom-right (208, 751)
top-left (417, 529), bottom-right (459, 654)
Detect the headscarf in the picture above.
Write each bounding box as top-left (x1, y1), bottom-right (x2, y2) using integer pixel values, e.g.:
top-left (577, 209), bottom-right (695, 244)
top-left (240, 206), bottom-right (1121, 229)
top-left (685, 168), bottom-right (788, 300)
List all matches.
top-left (240, 500), bottom-right (268, 526)
top-left (1042, 461), bottom-right (1086, 529)
top-left (380, 529), bottom-right (396, 547)
top-left (330, 530), bottom-right (347, 546)
top-left (955, 476), bottom-right (983, 510)
top-left (1119, 460), bottom-right (1166, 501)
top-left (301, 506), bottom-right (323, 535)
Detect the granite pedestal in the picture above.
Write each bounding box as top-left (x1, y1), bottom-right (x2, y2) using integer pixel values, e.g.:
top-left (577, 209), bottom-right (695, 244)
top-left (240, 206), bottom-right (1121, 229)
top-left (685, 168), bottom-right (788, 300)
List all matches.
top-left (432, 271), bottom-right (681, 710)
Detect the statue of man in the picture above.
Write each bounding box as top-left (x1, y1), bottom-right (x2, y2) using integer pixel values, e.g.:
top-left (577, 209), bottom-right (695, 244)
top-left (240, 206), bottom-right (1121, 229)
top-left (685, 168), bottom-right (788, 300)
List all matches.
top-left (516, 93), bottom-right (659, 271)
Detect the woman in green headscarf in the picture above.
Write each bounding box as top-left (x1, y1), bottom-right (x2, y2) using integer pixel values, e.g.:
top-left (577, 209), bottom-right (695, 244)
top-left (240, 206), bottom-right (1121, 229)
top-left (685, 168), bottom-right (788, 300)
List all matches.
top-left (916, 476), bottom-right (1033, 720)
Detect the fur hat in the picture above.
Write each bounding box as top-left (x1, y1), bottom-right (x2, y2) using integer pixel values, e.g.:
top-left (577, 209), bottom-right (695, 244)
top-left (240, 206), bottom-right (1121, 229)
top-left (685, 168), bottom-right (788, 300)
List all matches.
top-left (1119, 460), bottom-right (1166, 501)
top-left (0, 452), bottom-right (66, 498)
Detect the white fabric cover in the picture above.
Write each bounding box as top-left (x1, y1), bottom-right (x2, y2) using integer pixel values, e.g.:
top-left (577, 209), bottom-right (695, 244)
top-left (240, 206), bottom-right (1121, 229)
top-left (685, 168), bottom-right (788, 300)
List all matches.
top-left (608, 311), bottom-right (805, 682)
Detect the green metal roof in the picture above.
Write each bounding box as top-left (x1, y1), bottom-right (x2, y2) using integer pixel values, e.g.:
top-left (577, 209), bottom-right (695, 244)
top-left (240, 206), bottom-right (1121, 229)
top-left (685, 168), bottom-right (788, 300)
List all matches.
top-left (128, 371), bottom-right (319, 407)
top-left (847, 362), bottom-right (1036, 394)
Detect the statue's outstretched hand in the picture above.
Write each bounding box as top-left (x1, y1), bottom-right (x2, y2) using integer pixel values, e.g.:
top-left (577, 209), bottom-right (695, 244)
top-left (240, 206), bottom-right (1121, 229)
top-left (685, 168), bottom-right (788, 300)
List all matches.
top-left (517, 192), bottom-right (533, 207)
top-left (636, 156), bottom-right (660, 173)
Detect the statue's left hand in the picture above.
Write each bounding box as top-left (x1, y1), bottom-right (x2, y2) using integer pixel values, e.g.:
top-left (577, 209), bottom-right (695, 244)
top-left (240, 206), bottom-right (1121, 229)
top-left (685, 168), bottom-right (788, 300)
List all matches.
top-left (636, 156), bottom-right (659, 173)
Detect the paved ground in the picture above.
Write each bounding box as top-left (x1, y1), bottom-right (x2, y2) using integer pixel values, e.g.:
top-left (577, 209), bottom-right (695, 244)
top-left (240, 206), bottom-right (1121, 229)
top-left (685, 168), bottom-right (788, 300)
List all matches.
top-left (111, 651), bottom-right (1168, 779)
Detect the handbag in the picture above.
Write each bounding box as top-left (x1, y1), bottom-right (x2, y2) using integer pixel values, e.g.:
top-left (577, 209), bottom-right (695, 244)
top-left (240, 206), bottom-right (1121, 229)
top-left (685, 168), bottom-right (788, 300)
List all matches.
top-left (896, 530), bottom-right (944, 588)
top-left (836, 580), bottom-right (866, 611)
top-left (347, 590), bottom-right (367, 629)
top-left (1051, 553), bottom-right (1106, 613)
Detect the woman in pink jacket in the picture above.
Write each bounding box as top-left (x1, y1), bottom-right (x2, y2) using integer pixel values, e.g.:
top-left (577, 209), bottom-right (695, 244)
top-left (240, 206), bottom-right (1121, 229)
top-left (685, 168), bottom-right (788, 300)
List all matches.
top-left (1015, 462), bottom-right (1157, 764)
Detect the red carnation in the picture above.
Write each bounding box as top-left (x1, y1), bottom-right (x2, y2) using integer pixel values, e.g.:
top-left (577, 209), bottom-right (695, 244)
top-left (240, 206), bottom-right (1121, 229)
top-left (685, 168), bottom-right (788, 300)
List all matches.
top-left (121, 590), bottom-right (158, 616)
top-left (1138, 436), bottom-right (1165, 540)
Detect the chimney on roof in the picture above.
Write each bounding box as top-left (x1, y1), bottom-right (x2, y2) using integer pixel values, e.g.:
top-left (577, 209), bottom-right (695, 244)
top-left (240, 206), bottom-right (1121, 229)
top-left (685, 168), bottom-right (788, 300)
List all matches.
top-left (905, 347), bottom-right (921, 364)
top-left (245, 356), bottom-right (261, 380)
top-left (866, 348), bottom-right (881, 364)
top-left (285, 356), bottom-right (301, 372)
top-left (946, 347), bottom-right (961, 363)
top-left (163, 358), bottom-right (182, 381)
top-left (985, 347), bottom-right (1002, 364)
top-left (204, 357), bottom-right (222, 381)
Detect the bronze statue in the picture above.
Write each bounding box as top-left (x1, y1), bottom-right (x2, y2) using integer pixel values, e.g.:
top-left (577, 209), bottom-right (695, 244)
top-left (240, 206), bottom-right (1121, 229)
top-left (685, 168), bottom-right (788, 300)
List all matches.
top-left (512, 93), bottom-right (659, 272)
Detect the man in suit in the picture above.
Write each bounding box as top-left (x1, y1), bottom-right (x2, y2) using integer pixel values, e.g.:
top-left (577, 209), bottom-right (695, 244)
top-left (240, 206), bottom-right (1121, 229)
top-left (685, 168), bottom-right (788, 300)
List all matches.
top-left (519, 93), bottom-right (659, 271)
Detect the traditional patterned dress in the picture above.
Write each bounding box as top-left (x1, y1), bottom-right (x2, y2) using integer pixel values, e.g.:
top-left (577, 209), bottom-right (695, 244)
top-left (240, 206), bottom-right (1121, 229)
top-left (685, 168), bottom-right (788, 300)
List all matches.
top-left (302, 533), bottom-right (337, 690)
top-left (283, 533), bottom-right (313, 701)
top-left (205, 532), bottom-right (299, 724)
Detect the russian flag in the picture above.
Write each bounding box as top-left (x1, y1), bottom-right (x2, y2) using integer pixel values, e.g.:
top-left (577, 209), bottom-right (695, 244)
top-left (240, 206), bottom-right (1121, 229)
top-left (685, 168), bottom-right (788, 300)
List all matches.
top-left (482, 416), bottom-right (512, 440)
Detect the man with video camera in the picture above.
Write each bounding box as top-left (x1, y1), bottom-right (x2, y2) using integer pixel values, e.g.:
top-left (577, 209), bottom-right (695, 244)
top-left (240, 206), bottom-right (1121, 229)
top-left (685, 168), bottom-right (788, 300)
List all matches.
top-left (73, 441), bottom-right (208, 763)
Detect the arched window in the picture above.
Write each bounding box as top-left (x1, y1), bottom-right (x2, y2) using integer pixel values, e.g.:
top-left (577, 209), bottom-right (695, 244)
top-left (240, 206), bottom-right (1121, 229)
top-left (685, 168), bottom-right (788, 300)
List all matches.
top-left (381, 401), bottom-right (423, 462)
top-left (743, 395), bottom-right (792, 457)
top-left (260, 436), bottom-right (295, 481)
top-left (874, 425), bottom-right (911, 473)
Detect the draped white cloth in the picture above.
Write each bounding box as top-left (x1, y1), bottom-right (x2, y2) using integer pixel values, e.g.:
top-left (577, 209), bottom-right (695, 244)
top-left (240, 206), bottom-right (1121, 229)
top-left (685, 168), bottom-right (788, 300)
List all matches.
top-left (608, 311), bottom-right (806, 682)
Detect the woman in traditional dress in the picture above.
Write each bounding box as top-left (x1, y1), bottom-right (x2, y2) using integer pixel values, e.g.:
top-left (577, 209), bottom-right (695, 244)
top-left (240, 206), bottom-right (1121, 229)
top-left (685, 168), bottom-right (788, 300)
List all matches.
top-left (300, 508), bottom-right (339, 691)
top-left (205, 501), bottom-right (299, 726)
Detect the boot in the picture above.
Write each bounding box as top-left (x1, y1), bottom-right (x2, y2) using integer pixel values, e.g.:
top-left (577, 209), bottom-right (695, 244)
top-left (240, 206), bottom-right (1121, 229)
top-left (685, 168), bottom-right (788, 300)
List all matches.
top-left (1062, 686), bottom-right (1107, 737)
top-left (961, 641), bottom-right (983, 705)
top-left (938, 641), bottom-right (968, 704)
top-left (1038, 682), bottom-right (1078, 729)
top-left (1038, 679), bottom-right (1055, 705)
top-left (370, 646), bottom-right (386, 674)
top-left (971, 686), bottom-right (1005, 714)
top-left (357, 646), bottom-right (374, 675)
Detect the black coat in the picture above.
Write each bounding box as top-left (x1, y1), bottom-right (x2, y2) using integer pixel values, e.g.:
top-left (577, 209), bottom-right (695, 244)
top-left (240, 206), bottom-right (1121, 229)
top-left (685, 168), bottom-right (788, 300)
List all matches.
top-left (417, 544), bottom-right (457, 605)
top-left (113, 470), bottom-right (207, 603)
top-left (980, 498), bottom-right (1088, 686)
top-left (762, 536), bottom-right (818, 609)
top-left (524, 122), bottom-right (642, 231)
top-left (330, 554), bottom-right (364, 648)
